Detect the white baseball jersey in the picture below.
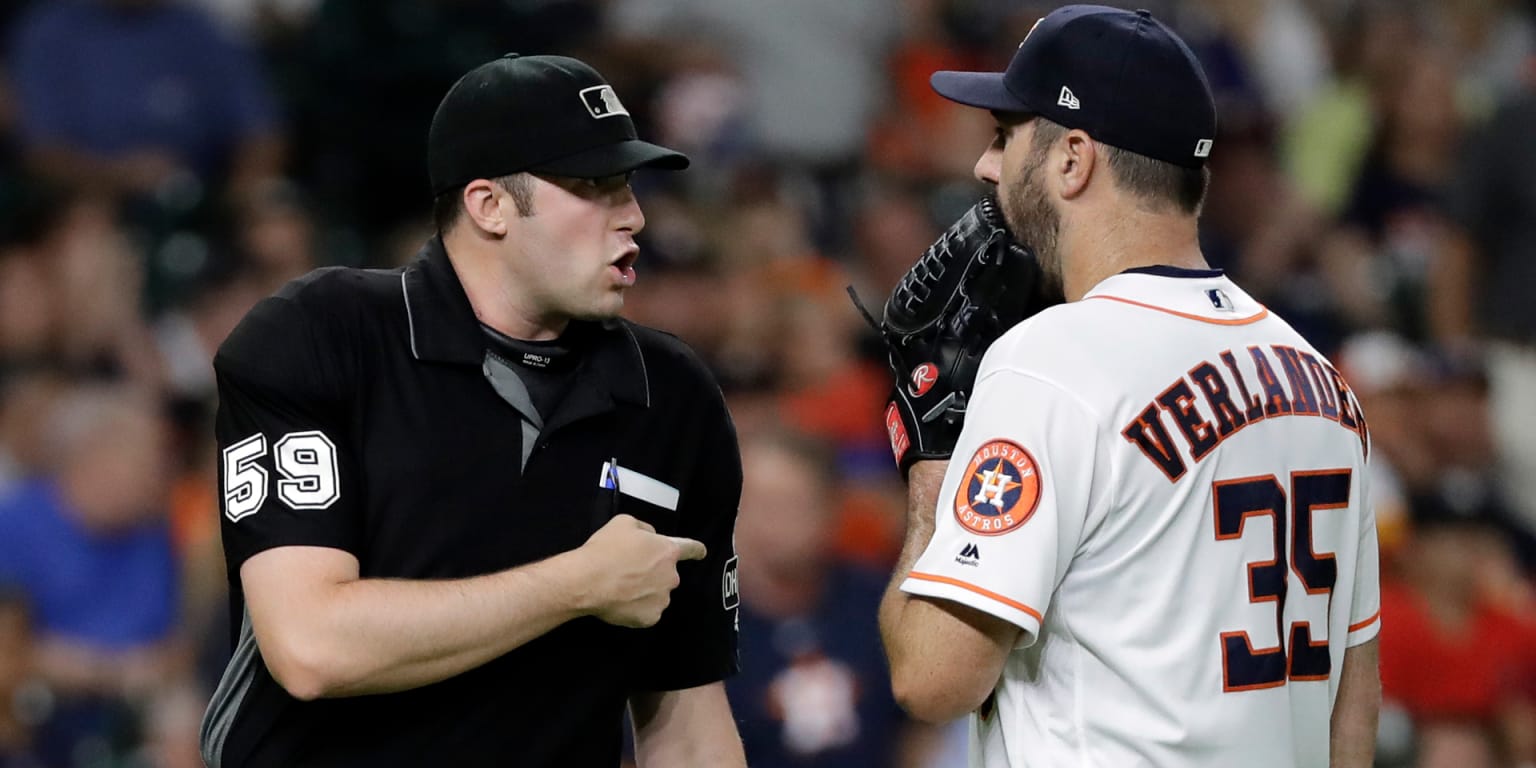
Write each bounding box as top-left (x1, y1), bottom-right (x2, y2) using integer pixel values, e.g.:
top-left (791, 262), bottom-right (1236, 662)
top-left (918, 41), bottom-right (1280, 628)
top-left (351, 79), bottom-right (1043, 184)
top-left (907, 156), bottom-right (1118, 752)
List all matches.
top-left (901, 267), bottom-right (1381, 767)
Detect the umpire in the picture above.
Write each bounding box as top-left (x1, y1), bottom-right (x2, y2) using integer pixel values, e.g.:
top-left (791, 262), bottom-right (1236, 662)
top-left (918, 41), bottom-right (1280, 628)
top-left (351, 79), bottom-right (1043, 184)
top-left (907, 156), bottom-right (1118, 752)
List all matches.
top-left (199, 54), bottom-right (747, 767)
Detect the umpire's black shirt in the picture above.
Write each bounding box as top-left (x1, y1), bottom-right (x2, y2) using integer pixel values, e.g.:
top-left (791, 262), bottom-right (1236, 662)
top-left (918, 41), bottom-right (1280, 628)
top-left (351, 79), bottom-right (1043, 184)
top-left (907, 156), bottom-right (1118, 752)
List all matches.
top-left (200, 238), bottom-right (742, 768)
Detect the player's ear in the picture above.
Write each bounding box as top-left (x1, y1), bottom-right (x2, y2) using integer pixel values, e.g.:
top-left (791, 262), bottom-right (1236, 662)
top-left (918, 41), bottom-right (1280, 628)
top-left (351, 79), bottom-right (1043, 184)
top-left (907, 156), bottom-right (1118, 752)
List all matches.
top-left (461, 178), bottom-right (509, 236)
top-left (1057, 129), bottom-right (1096, 201)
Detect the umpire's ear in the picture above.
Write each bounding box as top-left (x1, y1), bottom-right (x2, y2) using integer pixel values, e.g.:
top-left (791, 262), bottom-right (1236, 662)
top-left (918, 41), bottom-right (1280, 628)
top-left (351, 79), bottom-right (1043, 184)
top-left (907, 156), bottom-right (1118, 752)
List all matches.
top-left (461, 178), bottom-right (510, 236)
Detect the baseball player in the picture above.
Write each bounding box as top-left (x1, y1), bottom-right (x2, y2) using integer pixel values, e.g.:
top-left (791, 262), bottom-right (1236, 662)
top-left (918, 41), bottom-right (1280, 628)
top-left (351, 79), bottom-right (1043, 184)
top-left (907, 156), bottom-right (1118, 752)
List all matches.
top-left (199, 55), bottom-right (746, 767)
top-left (871, 6), bottom-right (1381, 767)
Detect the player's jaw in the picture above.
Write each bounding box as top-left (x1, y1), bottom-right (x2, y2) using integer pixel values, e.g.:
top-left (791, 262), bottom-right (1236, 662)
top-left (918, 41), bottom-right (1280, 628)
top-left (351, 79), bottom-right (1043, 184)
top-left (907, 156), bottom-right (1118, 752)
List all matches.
top-left (1002, 151), bottom-right (1065, 302)
top-left (976, 118), bottom-right (1065, 303)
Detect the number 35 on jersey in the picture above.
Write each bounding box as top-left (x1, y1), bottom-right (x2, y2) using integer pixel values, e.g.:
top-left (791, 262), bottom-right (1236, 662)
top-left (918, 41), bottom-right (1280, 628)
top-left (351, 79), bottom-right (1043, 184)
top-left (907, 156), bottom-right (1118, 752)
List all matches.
top-left (222, 431), bottom-right (342, 521)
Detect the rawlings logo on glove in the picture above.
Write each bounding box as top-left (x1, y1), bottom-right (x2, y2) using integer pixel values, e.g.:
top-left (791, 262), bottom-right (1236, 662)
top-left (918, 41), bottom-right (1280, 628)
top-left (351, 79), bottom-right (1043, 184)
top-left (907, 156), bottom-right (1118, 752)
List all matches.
top-left (908, 363), bottom-right (938, 397)
top-left (851, 194), bottom-right (1059, 476)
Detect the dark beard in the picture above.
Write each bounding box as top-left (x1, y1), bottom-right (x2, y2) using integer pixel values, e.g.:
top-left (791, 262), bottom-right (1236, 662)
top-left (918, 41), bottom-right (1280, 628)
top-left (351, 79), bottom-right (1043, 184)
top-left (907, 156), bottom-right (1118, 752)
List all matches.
top-left (1001, 149), bottom-right (1065, 303)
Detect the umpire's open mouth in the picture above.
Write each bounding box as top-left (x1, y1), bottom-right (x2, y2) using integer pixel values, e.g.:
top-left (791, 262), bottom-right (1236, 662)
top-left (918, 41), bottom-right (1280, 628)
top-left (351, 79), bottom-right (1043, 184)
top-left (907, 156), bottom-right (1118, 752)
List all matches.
top-left (611, 250), bottom-right (638, 286)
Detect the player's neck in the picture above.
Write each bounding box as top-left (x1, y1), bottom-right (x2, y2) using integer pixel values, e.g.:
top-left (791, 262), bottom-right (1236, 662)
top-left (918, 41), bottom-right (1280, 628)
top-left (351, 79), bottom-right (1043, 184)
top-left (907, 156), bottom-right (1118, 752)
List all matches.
top-left (1060, 206), bottom-right (1207, 301)
top-left (443, 228), bottom-right (568, 341)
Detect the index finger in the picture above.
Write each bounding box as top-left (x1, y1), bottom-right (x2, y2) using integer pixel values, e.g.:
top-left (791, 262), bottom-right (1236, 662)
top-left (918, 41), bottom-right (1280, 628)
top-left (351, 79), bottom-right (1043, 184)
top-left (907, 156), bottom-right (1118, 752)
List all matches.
top-left (668, 536), bottom-right (707, 562)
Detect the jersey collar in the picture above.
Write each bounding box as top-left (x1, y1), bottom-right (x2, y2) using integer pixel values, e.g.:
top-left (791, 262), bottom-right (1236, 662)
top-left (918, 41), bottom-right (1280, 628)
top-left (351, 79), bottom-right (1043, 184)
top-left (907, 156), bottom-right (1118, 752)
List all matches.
top-left (401, 237), bottom-right (648, 407)
top-left (402, 236), bottom-right (483, 365)
top-left (1118, 265), bottom-right (1225, 279)
top-left (1081, 266), bottom-right (1269, 325)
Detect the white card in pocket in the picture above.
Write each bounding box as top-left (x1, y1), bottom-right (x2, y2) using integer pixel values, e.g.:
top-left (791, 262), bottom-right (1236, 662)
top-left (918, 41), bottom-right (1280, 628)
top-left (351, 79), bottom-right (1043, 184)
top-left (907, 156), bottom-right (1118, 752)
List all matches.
top-left (597, 461), bottom-right (680, 511)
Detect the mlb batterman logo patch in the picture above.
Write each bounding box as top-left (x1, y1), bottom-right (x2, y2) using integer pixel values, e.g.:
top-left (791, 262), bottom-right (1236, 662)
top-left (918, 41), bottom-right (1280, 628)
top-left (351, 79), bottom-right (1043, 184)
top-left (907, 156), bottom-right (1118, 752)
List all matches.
top-left (954, 439), bottom-right (1040, 535)
top-left (579, 85), bottom-right (630, 119)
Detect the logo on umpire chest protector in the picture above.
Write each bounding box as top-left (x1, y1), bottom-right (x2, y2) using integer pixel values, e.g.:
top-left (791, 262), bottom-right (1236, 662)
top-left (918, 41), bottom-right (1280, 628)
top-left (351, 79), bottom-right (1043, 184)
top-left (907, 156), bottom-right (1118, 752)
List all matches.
top-left (580, 85), bottom-right (630, 119)
top-left (722, 555), bottom-right (740, 610)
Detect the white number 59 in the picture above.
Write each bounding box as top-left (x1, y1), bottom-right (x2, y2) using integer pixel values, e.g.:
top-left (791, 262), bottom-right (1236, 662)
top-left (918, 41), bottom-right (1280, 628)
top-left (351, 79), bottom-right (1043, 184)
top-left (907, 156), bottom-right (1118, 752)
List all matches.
top-left (222, 431), bottom-right (341, 522)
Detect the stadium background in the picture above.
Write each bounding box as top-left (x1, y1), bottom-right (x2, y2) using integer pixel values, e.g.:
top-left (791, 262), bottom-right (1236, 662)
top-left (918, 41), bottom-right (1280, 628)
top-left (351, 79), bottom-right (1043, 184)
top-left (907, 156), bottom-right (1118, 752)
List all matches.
top-left (0, 0), bottom-right (1533, 766)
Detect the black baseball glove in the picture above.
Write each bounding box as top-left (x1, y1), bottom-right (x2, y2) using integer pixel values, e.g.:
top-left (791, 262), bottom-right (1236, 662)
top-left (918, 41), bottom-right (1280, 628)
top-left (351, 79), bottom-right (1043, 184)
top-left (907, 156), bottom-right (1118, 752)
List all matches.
top-left (851, 194), bottom-right (1058, 477)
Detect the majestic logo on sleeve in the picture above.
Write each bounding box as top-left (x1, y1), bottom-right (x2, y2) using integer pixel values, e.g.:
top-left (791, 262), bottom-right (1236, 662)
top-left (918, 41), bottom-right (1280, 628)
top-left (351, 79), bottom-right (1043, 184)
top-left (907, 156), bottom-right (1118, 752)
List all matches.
top-left (908, 362), bottom-right (938, 397)
top-left (954, 440), bottom-right (1040, 535)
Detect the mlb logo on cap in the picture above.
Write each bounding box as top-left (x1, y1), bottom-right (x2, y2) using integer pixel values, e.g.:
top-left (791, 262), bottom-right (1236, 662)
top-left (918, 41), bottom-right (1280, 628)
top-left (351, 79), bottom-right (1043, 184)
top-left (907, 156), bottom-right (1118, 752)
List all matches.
top-left (580, 85), bottom-right (630, 119)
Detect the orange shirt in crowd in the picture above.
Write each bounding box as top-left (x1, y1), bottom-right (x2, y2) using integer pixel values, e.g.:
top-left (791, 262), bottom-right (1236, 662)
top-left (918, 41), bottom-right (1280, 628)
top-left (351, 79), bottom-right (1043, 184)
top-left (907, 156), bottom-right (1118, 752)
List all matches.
top-left (1379, 579), bottom-right (1536, 722)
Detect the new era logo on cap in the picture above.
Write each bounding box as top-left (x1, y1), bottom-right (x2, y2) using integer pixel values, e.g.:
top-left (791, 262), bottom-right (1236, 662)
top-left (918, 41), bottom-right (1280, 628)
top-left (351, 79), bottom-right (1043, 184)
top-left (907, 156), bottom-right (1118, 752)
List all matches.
top-left (1194, 138), bottom-right (1213, 158)
top-left (580, 85), bottom-right (629, 119)
top-left (1057, 86), bottom-right (1080, 110)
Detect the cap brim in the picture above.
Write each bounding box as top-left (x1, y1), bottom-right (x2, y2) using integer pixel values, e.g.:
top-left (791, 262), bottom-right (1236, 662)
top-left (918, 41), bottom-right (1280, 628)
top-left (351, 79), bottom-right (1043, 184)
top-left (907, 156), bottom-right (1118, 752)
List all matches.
top-left (528, 139), bottom-right (690, 178)
top-left (930, 71), bottom-right (1030, 112)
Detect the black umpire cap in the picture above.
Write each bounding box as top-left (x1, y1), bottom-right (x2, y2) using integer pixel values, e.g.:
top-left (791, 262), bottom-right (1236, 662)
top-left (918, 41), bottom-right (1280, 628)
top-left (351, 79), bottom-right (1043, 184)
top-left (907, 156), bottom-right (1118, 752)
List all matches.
top-left (930, 5), bottom-right (1218, 169)
top-left (428, 54), bottom-right (690, 195)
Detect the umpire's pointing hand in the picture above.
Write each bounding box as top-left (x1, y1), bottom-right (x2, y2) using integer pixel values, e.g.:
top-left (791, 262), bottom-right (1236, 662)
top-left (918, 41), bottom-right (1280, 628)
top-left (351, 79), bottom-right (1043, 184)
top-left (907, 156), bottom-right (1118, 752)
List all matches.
top-left (578, 514), bottom-right (706, 628)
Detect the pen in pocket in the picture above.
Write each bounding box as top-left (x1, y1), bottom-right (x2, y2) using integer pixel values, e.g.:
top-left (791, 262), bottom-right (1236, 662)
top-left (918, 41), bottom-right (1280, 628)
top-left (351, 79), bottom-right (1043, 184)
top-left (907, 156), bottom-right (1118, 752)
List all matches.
top-left (607, 457), bottom-right (621, 519)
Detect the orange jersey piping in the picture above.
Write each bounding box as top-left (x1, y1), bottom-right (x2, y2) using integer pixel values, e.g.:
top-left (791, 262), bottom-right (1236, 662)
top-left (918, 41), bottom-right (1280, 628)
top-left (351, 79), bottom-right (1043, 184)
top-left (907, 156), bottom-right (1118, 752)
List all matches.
top-left (1087, 295), bottom-right (1270, 326)
top-left (907, 571), bottom-right (1044, 622)
top-left (1348, 610), bottom-right (1381, 633)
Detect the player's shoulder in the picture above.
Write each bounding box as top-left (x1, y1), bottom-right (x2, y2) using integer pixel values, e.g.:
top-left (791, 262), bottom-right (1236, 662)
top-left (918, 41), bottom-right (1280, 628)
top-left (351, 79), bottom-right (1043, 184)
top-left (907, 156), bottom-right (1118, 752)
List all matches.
top-left (982, 301), bottom-right (1108, 376)
top-left (975, 297), bottom-right (1190, 413)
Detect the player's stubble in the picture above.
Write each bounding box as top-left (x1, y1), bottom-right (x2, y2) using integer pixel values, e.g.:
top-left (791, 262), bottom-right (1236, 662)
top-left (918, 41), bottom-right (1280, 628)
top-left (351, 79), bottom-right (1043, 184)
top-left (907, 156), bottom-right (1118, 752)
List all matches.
top-left (1001, 140), bottom-right (1065, 304)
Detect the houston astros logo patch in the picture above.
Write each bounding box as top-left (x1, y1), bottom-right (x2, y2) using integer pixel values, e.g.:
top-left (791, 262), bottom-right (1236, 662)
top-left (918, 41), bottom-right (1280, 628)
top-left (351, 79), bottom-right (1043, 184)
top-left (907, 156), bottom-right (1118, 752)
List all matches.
top-left (955, 440), bottom-right (1040, 535)
top-left (909, 363), bottom-right (938, 397)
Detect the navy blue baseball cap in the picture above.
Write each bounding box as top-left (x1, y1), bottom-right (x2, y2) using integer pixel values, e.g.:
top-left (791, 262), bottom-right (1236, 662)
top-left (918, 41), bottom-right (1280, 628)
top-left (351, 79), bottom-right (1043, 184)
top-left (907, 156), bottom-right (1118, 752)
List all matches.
top-left (931, 5), bottom-right (1217, 168)
top-left (428, 54), bottom-right (689, 195)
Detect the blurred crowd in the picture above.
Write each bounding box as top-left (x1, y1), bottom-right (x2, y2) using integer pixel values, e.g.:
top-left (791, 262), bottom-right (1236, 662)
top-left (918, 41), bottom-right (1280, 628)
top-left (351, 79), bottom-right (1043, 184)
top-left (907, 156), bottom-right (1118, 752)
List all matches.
top-left (0, 0), bottom-right (1533, 766)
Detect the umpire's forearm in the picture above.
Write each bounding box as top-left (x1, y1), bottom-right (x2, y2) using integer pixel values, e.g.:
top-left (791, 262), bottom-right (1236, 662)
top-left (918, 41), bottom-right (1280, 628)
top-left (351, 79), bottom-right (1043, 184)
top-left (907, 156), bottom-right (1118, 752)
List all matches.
top-left (322, 558), bottom-right (594, 697)
top-left (243, 547), bottom-right (594, 700)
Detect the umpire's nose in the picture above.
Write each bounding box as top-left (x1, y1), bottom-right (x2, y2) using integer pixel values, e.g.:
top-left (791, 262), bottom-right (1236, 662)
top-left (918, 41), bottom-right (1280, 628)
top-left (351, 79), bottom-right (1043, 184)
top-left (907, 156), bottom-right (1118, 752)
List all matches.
top-left (974, 146), bottom-right (1002, 186)
top-left (614, 184), bottom-right (645, 235)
